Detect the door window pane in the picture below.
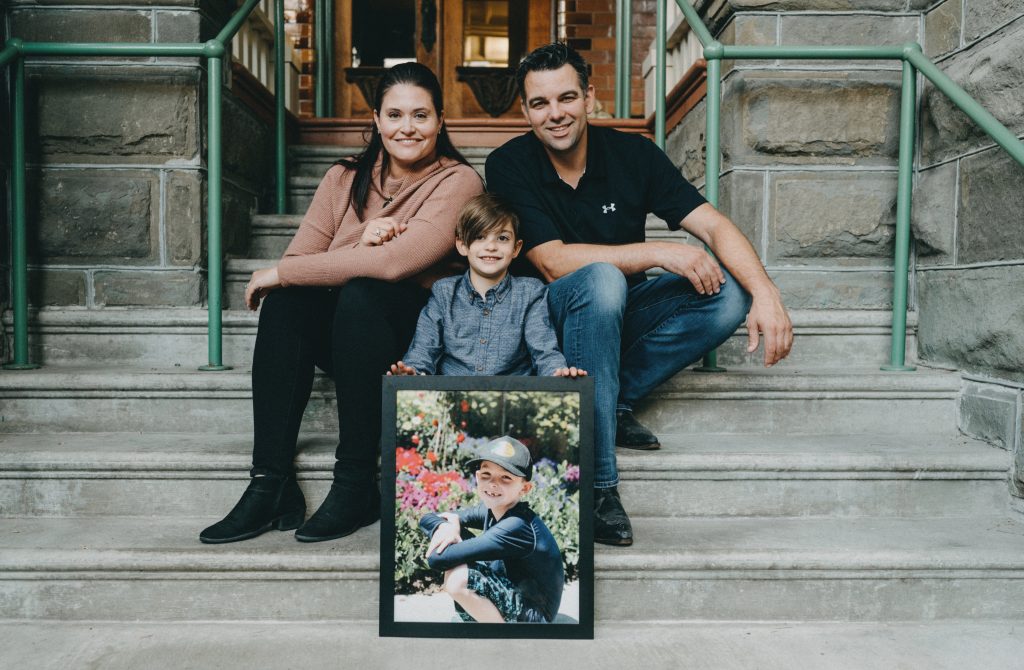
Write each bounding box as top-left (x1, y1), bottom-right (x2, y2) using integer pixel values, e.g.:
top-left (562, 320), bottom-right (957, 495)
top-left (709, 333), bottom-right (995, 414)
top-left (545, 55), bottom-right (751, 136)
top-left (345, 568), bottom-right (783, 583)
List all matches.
top-left (353, 0), bottom-right (415, 66)
top-left (463, 1), bottom-right (510, 66)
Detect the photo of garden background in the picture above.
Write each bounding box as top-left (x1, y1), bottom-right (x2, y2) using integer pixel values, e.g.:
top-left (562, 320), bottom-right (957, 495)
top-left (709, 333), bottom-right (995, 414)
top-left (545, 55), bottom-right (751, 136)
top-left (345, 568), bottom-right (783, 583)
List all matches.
top-left (392, 389), bottom-right (582, 623)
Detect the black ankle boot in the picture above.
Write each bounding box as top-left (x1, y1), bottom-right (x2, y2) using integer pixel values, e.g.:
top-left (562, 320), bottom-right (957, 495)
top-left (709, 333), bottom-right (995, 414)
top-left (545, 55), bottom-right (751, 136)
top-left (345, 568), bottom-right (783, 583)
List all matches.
top-left (294, 479), bottom-right (380, 543)
top-left (199, 474), bottom-right (306, 544)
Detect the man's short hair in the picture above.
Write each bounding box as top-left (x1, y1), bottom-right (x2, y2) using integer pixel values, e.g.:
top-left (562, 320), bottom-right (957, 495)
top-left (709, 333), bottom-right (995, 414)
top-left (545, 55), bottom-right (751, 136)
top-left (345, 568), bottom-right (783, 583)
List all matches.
top-left (456, 193), bottom-right (520, 243)
top-left (515, 42), bottom-right (589, 101)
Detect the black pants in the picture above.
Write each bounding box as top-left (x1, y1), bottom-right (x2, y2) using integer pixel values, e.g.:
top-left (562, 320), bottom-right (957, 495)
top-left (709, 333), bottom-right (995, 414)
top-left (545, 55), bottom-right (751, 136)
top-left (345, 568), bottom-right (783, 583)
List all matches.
top-left (250, 278), bottom-right (430, 481)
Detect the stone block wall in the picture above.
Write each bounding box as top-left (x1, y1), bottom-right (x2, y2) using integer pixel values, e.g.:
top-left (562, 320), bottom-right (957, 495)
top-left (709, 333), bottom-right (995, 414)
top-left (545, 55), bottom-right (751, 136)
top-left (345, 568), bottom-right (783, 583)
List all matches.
top-left (665, 0), bottom-right (1024, 493)
top-left (2, 0), bottom-right (273, 311)
top-left (914, 0), bottom-right (1024, 495)
top-left (666, 1), bottom-right (929, 310)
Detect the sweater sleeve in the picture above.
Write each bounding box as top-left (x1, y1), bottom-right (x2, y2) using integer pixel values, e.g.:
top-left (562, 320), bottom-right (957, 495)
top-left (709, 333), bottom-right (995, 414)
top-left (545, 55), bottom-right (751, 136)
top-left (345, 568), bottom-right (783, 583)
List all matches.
top-left (277, 167), bottom-right (484, 287)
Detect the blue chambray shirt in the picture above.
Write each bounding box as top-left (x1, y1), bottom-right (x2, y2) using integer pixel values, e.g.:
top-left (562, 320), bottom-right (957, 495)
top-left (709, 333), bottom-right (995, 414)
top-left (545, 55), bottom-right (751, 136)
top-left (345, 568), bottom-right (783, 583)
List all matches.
top-left (401, 271), bottom-right (567, 376)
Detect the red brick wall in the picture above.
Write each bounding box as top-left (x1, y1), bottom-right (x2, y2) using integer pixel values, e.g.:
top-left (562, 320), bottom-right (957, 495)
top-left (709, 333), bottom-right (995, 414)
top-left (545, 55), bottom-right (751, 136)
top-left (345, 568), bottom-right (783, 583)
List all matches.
top-left (560, 0), bottom-right (655, 117)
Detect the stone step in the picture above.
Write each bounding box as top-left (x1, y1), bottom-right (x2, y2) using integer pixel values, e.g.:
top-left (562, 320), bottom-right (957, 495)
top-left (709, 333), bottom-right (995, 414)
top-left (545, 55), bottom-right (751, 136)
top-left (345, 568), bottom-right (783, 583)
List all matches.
top-left (4, 620), bottom-right (1024, 669)
top-left (5, 307), bottom-right (916, 369)
top-left (3, 515), bottom-right (1024, 621)
top-left (0, 366), bottom-right (959, 435)
top-left (0, 432), bottom-right (1006, 519)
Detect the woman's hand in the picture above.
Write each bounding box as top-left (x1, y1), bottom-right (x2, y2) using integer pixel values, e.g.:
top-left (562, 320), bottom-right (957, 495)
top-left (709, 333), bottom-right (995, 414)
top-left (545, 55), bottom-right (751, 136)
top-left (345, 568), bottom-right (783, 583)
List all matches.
top-left (553, 367), bottom-right (588, 378)
top-left (359, 217), bottom-right (407, 247)
top-left (245, 266), bottom-right (282, 311)
top-left (387, 361), bottom-right (421, 376)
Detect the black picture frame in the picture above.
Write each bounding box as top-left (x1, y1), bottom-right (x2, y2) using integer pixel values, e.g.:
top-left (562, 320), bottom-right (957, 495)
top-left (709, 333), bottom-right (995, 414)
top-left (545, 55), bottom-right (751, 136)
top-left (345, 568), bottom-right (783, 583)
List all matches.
top-left (379, 375), bottom-right (594, 639)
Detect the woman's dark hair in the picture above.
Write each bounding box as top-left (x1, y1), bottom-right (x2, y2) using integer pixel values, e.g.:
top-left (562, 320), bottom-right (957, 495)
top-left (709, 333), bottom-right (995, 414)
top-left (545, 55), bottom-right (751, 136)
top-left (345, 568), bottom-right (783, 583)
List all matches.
top-left (339, 62), bottom-right (470, 217)
top-left (515, 43), bottom-right (590, 102)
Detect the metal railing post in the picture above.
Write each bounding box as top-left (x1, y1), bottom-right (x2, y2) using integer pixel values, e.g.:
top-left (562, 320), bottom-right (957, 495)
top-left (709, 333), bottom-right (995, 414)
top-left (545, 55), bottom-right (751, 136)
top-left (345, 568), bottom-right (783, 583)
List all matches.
top-left (654, 0), bottom-right (667, 148)
top-left (4, 50), bottom-right (39, 370)
top-left (883, 53), bottom-right (918, 372)
top-left (614, 0), bottom-right (632, 118)
top-left (314, 0), bottom-right (327, 117)
top-left (274, 0), bottom-right (287, 214)
top-left (323, 0), bottom-right (335, 114)
top-left (200, 45), bottom-right (232, 371)
top-left (694, 53), bottom-right (725, 372)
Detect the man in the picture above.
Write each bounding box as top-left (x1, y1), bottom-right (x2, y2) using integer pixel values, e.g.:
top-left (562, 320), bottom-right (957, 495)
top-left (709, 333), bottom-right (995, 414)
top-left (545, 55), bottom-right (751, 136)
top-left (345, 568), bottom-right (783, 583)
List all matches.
top-left (485, 43), bottom-right (793, 546)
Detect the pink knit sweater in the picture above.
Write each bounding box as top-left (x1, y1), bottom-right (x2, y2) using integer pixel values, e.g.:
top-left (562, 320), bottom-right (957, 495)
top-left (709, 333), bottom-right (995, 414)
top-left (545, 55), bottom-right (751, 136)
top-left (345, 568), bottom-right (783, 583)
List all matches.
top-left (277, 156), bottom-right (483, 287)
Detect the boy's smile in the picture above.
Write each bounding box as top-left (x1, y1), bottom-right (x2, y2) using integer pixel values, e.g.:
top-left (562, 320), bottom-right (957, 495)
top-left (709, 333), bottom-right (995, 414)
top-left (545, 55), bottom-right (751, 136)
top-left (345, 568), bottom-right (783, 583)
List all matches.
top-left (475, 460), bottom-right (532, 520)
top-left (456, 223), bottom-right (523, 294)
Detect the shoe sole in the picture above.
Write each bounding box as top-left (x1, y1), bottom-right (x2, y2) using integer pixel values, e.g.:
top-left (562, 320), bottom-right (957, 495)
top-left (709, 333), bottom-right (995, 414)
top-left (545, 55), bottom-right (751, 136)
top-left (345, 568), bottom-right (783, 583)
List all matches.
top-left (615, 441), bottom-right (661, 451)
top-left (199, 510), bottom-right (305, 545)
top-left (594, 535), bottom-right (634, 547)
top-left (294, 512), bottom-right (380, 543)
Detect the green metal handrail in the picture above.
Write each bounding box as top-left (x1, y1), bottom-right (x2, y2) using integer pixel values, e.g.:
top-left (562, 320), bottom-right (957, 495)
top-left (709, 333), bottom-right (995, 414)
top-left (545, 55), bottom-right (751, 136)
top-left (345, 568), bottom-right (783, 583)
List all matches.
top-left (2, 0), bottom-right (291, 371)
top-left (617, 0), bottom-right (1024, 371)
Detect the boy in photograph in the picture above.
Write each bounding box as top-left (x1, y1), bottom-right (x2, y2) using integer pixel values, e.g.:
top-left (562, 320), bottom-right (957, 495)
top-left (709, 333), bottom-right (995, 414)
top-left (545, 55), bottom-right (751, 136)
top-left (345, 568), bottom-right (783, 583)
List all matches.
top-left (389, 193), bottom-right (585, 378)
top-left (419, 436), bottom-right (565, 623)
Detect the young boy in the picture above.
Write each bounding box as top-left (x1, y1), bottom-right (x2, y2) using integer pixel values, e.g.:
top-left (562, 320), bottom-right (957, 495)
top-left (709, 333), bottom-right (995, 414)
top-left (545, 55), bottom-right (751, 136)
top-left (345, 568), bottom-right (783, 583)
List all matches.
top-left (389, 193), bottom-right (584, 377)
top-left (419, 436), bottom-right (565, 623)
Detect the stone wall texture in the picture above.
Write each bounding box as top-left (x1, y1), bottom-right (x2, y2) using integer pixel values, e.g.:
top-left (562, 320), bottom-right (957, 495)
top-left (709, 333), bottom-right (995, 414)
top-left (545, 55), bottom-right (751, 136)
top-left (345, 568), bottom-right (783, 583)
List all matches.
top-left (3, 1), bottom-right (270, 309)
top-left (666, 1), bottom-right (1024, 489)
top-left (666, 3), bottom-right (916, 310)
top-left (915, 0), bottom-right (1024, 458)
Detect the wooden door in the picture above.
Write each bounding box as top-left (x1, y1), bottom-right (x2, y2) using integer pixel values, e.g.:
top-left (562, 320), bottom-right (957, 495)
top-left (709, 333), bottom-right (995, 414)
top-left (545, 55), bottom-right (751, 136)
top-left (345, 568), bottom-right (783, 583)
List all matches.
top-left (334, 0), bottom-right (552, 119)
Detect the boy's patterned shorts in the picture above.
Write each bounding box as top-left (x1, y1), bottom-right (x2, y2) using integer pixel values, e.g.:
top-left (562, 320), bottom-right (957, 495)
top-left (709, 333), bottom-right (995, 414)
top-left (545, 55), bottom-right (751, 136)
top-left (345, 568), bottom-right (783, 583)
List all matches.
top-left (455, 562), bottom-right (524, 622)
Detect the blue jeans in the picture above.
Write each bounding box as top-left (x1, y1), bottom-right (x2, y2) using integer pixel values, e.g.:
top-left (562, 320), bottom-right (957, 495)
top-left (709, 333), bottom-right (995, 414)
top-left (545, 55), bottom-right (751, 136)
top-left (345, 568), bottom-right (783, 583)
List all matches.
top-left (546, 263), bottom-right (752, 488)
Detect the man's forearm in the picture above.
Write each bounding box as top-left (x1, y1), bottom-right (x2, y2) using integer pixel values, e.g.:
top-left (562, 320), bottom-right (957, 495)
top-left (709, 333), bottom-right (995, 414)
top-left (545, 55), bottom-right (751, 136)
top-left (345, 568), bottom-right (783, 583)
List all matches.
top-left (697, 208), bottom-right (779, 300)
top-left (528, 240), bottom-right (677, 282)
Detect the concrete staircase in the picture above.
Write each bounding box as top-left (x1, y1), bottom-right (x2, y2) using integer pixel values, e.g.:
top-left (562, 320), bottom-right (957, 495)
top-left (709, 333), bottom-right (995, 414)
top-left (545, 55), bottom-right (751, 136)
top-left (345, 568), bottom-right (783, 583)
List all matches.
top-left (3, 145), bottom-right (1024, 667)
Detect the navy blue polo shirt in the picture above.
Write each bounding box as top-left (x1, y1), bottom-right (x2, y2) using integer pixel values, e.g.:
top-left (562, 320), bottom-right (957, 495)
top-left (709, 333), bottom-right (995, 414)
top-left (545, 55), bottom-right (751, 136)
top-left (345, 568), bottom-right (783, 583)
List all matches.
top-left (485, 124), bottom-right (706, 286)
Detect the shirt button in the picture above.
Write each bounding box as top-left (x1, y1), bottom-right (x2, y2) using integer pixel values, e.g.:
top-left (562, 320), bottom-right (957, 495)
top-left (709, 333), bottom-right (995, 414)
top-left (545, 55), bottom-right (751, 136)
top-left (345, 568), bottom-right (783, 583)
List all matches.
top-left (476, 365), bottom-right (484, 371)
top-left (483, 309), bottom-right (491, 316)
top-left (479, 338), bottom-right (487, 344)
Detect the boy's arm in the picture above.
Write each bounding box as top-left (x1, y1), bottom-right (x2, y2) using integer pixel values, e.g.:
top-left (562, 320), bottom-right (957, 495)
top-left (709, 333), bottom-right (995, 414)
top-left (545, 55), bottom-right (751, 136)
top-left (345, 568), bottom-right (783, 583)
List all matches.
top-left (425, 516), bottom-right (535, 571)
top-left (399, 290), bottom-right (445, 375)
top-left (522, 284), bottom-right (567, 376)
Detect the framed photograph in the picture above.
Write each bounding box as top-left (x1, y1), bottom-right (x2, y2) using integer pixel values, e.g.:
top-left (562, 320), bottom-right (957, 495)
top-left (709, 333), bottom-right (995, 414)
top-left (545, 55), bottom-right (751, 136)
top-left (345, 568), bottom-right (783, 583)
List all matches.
top-left (379, 375), bottom-right (594, 639)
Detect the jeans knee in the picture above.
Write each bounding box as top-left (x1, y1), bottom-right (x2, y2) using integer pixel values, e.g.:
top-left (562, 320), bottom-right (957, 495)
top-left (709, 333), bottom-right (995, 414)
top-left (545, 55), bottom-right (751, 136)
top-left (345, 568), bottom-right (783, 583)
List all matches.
top-left (715, 275), bottom-right (752, 332)
top-left (573, 263), bottom-right (628, 317)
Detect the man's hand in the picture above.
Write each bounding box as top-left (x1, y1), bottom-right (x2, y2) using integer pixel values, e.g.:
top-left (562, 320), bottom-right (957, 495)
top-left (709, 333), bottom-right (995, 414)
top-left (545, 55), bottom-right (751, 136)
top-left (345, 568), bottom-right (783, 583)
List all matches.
top-left (244, 266), bottom-right (282, 311)
top-left (387, 361), bottom-right (420, 376)
top-left (656, 244), bottom-right (726, 296)
top-left (553, 367), bottom-right (588, 378)
top-left (745, 291), bottom-right (793, 366)
top-left (426, 518), bottom-right (462, 558)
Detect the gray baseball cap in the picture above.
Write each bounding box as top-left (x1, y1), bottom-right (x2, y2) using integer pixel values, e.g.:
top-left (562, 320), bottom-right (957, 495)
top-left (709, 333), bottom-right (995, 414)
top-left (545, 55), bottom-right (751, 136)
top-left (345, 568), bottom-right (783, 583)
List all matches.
top-left (465, 435), bottom-right (533, 481)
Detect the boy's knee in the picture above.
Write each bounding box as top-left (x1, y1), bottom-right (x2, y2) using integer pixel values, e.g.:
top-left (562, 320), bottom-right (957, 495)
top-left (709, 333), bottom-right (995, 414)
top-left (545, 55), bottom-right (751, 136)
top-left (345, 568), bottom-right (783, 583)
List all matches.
top-left (443, 566), bottom-right (470, 596)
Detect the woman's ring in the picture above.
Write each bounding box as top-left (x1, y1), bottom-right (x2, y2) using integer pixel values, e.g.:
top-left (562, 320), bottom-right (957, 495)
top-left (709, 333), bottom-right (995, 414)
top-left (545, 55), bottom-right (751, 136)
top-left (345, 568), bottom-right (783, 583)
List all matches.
top-left (375, 228), bottom-right (384, 237)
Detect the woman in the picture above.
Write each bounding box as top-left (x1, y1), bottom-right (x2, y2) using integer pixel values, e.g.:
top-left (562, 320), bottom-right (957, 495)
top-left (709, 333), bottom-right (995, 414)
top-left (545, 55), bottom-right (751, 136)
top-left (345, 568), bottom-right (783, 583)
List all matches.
top-left (200, 63), bottom-right (483, 544)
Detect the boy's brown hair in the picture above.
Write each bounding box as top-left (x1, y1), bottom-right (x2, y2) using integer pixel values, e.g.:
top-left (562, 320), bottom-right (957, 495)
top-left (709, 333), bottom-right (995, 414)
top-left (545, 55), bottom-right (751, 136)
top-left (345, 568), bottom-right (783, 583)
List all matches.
top-left (456, 193), bottom-right (520, 243)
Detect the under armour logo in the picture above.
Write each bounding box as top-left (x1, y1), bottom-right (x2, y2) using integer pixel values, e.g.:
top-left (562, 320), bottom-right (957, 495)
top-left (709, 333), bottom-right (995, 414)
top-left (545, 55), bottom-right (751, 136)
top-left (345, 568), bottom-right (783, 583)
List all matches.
top-left (602, 203), bottom-right (616, 214)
